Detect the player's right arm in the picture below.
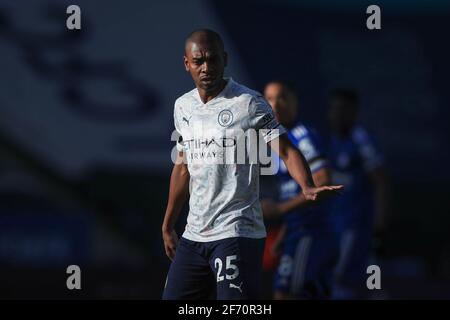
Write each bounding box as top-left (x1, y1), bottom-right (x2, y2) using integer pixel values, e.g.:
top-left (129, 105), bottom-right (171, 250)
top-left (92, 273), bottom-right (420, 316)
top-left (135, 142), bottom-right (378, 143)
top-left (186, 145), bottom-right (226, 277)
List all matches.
top-left (162, 151), bottom-right (190, 260)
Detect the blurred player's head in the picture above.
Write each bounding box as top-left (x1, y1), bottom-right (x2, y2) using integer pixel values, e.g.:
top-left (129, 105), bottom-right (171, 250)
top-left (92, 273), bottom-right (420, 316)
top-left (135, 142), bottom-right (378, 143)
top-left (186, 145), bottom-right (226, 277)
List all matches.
top-left (184, 29), bottom-right (227, 93)
top-left (328, 88), bottom-right (359, 136)
top-left (264, 80), bottom-right (298, 128)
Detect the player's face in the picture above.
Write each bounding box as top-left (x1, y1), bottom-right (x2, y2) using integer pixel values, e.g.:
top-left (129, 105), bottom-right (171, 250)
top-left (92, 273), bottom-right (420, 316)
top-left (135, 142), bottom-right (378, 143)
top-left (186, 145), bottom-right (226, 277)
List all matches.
top-left (184, 41), bottom-right (227, 92)
top-left (264, 83), bottom-right (297, 127)
top-left (328, 97), bottom-right (357, 134)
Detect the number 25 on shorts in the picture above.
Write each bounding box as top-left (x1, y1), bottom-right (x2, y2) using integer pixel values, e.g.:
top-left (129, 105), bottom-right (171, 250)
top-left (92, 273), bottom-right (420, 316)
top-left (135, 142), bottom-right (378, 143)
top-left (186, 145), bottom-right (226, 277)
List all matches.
top-left (214, 255), bottom-right (239, 282)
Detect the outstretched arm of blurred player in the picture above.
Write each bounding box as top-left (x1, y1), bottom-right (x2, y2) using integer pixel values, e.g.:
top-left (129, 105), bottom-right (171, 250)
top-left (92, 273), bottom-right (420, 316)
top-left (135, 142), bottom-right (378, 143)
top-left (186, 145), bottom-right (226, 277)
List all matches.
top-left (162, 151), bottom-right (190, 260)
top-left (262, 166), bottom-right (333, 219)
top-left (269, 134), bottom-right (343, 201)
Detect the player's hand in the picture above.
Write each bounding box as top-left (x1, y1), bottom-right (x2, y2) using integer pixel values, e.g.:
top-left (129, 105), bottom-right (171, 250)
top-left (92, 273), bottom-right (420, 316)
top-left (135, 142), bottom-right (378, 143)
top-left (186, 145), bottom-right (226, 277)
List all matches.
top-left (303, 185), bottom-right (344, 201)
top-left (162, 229), bottom-right (179, 260)
top-left (261, 199), bottom-right (282, 219)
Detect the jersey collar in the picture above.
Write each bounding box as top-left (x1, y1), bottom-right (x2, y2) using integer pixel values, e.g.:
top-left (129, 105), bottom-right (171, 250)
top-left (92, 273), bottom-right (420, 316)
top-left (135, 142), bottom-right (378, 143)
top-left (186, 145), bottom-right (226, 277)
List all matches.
top-left (194, 77), bottom-right (234, 106)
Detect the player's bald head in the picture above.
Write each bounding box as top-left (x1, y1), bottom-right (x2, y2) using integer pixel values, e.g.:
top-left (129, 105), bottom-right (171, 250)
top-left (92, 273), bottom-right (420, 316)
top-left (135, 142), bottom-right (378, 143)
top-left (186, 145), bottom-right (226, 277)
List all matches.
top-left (183, 29), bottom-right (227, 93)
top-left (184, 29), bottom-right (225, 55)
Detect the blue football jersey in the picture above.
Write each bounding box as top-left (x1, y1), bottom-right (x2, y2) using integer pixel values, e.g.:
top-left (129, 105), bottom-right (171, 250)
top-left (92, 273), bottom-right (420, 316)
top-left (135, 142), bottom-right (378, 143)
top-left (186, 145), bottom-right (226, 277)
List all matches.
top-left (328, 126), bottom-right (384, 230)
top-left (275, 122), bottom-right (331, 232)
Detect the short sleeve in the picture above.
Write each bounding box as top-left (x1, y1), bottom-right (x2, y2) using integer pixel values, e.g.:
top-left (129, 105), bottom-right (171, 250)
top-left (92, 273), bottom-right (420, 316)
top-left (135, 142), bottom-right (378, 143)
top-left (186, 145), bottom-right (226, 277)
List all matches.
top-left (248, 96), bottom-right (286, 143)
top-left (295, 126), bottom-right (328, 173)
top-left (173, 103), bottom-right (184, 152)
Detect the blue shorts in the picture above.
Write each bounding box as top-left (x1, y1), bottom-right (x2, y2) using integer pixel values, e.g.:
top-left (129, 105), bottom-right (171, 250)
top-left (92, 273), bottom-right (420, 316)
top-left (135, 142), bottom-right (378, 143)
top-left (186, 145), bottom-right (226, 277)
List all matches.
top-left (274, 229), bottom-right (339, 299)
top-left (332, 226), bottom-right (373, 299)
top-left (162, 236), bottom-right (265, 300)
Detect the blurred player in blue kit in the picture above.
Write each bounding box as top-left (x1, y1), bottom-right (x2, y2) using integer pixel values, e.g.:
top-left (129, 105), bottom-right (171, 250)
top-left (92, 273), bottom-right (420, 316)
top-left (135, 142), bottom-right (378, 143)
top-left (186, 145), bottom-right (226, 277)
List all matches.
top-left (327, 89), bottom-right (389, 299)
top-left (261, 81), bottom-right (339, 299)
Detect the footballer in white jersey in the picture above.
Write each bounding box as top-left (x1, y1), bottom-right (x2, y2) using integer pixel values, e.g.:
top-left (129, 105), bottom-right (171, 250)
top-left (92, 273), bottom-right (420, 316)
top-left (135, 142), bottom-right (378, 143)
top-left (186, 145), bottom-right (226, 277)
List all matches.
top-left (162, 29), bottom-right (343, 300)
top-left (174, 77), bottom-right (284, 242)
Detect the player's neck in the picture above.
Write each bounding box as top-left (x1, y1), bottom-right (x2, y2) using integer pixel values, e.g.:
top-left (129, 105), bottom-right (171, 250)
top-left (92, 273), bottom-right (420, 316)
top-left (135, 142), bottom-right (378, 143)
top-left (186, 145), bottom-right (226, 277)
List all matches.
top-left (198, 79), bottom-right (228, 104)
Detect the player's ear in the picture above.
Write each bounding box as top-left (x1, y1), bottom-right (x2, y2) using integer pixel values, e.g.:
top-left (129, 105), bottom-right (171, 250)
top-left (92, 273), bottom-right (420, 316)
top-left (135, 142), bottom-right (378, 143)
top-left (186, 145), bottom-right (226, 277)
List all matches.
top-left (183, 55), bottom-right (189, 72)
top-left (223, 51), bottom-right (228, 67)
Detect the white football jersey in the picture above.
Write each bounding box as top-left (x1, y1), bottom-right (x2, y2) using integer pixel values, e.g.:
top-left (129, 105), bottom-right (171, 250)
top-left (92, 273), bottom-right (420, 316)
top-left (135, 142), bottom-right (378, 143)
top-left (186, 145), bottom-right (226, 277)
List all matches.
top-left (173, 78), bottom-right (286, 242)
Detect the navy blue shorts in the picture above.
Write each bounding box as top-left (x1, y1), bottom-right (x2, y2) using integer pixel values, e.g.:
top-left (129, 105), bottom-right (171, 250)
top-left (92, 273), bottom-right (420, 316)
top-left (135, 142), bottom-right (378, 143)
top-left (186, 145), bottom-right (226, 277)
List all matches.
top-left (273, 229), bottom-right (339, 299)
top-left (162, 236), bottom-right (265, 300)
top-left (332, 226), bottom-right (373, 299)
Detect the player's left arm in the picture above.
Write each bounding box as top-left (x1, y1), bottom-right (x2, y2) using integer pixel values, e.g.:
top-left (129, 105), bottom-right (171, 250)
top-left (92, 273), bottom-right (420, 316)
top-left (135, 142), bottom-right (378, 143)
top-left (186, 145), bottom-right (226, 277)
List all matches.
top-left (269, 134), bottom-right (343, 201)
top-left (249, 95), bottom-right (342, 201)
top-left (262, 166), bottom-right (333, 218)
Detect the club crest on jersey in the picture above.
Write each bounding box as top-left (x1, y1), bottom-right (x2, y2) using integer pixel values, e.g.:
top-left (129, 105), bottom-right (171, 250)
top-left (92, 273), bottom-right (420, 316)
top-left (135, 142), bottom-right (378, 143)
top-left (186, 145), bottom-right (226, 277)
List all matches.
top-left (218, 109), bottom-right (233, 127)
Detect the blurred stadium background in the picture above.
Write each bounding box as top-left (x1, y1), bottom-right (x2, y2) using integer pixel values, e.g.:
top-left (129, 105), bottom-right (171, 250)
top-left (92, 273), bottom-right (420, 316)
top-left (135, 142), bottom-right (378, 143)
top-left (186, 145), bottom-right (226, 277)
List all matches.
top-left (0, 0), bottom-right (449, 299)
